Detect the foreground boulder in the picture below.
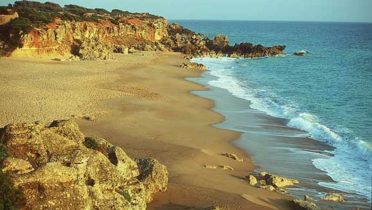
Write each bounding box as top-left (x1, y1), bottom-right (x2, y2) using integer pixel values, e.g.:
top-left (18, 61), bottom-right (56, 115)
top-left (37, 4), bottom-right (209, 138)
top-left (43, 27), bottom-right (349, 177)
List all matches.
top-left (0, 120), bottom-right (168, 210)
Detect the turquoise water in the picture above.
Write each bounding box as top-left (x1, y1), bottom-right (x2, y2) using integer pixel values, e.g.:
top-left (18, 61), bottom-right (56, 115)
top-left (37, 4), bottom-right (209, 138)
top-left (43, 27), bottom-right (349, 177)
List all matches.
top-left (177, 21), bottom-right (372, 201)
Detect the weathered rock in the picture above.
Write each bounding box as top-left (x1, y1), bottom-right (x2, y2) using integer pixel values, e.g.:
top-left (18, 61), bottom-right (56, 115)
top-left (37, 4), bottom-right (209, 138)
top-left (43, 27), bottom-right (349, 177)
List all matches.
top-left (77, 39), bottom-right (113, 60)
top-left (0, 120), bottom-right (168, 210)
top-left (136, 158), bottom-right (168, 203)
top-left (2, 157), bottom-right (34, 174)
top-left (292, 198), bottom-right (320, 210)
top-left (259, 171), bottom-right (268, 178)
top-left (0, 122), bottom-right (48, 167)
top-left (247, 175), bottom-right (258, 186)
top-left (322, 193), bottom-right (344, 202)
top-left (259, 179), bottom-right (267, 186)
top-left (162, 22), bottom-right (285, 58)
top-left (48, 119), bottom-right (85, 143)
top-left (13, 162), bottom-right (91, 210)
top-left (83, 137), bottom-right (140, 180)
top-left (265, 174), bottom-right (299, 188)
top-left (180, 62), bottom-right (207, 71)
top-left (212, 35), bottom-right (229, 50)
top-left (246, 172), bottom-right (299, 192)
top-left (221, 153), bottom-right (243, 162)
top-left (259, 185), bottom-right (276, 192)
top-left (229, 53), bottom-right (240, 58)
top-left (227, 43), bottom-right (286, 58)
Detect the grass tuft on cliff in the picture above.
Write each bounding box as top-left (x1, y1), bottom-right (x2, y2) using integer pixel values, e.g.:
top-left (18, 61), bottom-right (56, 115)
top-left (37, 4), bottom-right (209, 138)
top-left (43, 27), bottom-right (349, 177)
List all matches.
top-left (1, 1), bottom-right (162, 28)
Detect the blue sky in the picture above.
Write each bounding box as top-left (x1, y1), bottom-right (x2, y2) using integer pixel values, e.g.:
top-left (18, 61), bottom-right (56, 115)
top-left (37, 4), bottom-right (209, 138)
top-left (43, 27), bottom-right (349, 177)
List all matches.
top-left (1, 0), bottom-right (372, 22)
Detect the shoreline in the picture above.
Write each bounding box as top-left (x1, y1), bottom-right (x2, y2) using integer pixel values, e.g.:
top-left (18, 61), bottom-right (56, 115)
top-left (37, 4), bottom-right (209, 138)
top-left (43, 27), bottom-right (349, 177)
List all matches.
top-left (191, 57), bottom-right (371, 209)
top-left (0, 52), bottom-right (294, 209)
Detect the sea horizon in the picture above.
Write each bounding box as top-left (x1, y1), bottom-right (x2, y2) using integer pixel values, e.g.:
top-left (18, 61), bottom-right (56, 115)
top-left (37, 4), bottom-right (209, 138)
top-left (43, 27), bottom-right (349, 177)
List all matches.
top-left (171, 19), bottom-right (372, 24)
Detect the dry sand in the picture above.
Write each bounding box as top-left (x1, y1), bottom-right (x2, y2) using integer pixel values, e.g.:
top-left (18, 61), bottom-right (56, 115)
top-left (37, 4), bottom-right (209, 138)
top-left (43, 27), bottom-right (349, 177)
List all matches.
top-left (0, 52), bottom-right (293, 210)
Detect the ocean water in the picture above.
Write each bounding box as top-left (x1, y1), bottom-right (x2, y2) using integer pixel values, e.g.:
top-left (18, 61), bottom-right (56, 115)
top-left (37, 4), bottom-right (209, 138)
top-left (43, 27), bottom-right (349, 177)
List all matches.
top-left (177, 21), bottom-right (372, 202)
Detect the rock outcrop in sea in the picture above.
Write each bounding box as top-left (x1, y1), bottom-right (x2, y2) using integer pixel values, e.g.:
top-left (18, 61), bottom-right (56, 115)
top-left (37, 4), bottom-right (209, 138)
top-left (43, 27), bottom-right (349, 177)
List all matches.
top-left (0, 1), bottom-right (286, 60)
top-left (294, 50), bottom-right (308, 56)
top-left (0, 120), bottom-right (168, 209)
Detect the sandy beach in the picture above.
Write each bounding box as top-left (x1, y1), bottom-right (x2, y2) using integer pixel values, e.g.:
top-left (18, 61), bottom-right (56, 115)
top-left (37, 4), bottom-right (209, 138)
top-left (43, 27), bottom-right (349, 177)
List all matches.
top-left (0, 52), bottom-right (293, 209)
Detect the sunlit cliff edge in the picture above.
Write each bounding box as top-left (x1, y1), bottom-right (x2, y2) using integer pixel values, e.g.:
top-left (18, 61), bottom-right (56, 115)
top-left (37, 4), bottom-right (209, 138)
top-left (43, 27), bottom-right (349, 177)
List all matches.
top-left (0, 1), bottom-right (285, 60)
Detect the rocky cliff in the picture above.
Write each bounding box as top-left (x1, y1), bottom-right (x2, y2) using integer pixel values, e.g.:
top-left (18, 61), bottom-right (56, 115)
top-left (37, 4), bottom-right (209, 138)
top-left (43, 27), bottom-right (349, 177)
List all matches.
top-left (0, 1), bottom-right (285, 60)
top-left (0, 120), bottom-right (168, 210)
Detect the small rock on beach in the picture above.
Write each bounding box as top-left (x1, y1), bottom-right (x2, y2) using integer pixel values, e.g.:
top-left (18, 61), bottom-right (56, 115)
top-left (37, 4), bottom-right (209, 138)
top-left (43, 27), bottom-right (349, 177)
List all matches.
top-left (221, 153), bottom-right (243, 162)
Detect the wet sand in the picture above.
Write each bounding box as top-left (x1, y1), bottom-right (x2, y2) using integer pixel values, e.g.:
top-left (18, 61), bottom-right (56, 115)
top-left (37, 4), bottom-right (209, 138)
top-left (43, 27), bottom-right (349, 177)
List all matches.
top-left (0, 52), bottom-right (293, 209)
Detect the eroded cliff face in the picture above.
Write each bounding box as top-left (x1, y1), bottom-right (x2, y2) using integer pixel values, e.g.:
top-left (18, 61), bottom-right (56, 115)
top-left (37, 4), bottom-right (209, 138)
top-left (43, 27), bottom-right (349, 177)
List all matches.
top-left (0, 120), bottom-right (168, 210)
top-left (0, 1), bottom-right (286, 60)
top-left (9, 17), bottom-right (169, 59)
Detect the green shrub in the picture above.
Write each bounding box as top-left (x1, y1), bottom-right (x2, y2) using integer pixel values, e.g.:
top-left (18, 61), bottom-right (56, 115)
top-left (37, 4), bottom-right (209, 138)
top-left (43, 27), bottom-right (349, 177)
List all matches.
top-left (43, 2), bottom-right (62, 12)
top-left (0, 6), bottom-right (9, 14)
top-left (111, 9), bottom-right (130, 16)
top-left (64, 4), bottom-right (94, 16)
top-left (6, 17), bottom-right (33, 33)
top-left (17, 8), bottom-right (54, 26)
top-left (94, 8), bottom-right (109, 15)
top-left (110, 18), bottom-right (120, 25)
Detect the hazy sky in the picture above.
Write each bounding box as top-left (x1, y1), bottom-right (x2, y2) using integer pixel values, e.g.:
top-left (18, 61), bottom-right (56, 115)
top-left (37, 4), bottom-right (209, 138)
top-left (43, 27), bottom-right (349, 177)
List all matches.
top-left (1, 0), bottom-right (372, 23)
